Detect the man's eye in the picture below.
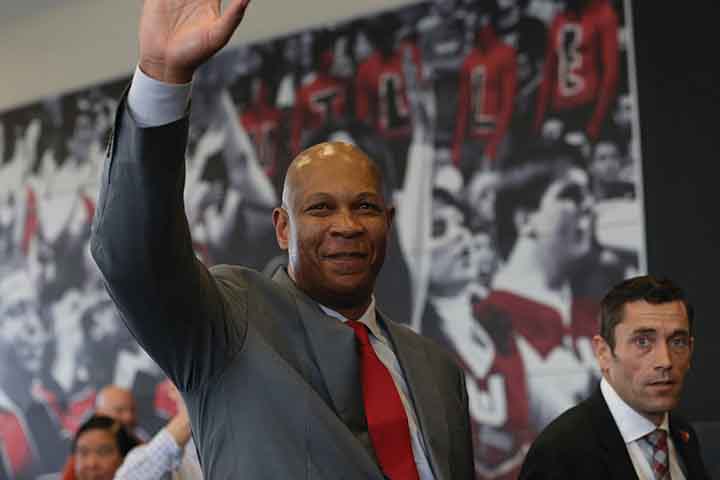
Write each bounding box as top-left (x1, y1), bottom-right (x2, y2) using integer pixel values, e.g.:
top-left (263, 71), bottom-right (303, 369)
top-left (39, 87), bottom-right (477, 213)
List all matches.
top-left (308, 203), bottom-right (329, 211)
top-left (670, 337), bottom-right (690, 351)
top-left (358, 202), bottom-right (380, 211)
top-left (634, 335), bottom-right (652, 348)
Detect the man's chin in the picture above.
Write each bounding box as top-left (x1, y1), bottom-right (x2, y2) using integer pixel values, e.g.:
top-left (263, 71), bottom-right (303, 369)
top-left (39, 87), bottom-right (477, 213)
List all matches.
top-left (321, 275), bottom-right (374, 306)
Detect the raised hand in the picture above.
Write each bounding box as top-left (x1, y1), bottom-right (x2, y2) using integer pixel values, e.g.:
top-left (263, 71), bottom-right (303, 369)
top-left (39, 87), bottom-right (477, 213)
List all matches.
top-left (138, 0), bottom-right (251, 84)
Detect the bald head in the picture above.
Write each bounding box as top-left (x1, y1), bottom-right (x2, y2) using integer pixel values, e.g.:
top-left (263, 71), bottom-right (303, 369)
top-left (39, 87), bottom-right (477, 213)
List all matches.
top-left (281, 141), bottom-right (384, 211)
top-left (272, 140), bottom-right (394, 319)
top-left (96, 385), bottom-right (137, 429)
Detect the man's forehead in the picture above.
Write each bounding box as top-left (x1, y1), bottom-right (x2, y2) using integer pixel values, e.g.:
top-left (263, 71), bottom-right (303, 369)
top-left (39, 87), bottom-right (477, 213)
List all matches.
top-left (621, 300), bottom-right (689, 328)
top-left (285, 142), bottom-right (381, 203)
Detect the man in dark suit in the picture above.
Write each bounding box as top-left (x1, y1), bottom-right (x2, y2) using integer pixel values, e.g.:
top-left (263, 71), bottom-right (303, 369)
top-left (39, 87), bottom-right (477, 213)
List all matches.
top-left (519, 275), bottom-right (710, 479)
top-left (89, 0), bottom-right (474, 478)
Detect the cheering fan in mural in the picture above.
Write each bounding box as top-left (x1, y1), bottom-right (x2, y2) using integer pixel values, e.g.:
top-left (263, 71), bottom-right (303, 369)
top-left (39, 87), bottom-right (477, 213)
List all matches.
top-left (355, 12), bottom-right (421, 182)
top-left (290, 29), bottom-right (349, 154)
top-left (234, 46), bottom-right (286, 189)
top-left (0, 118), bottom-right (42, 271)
top-left (534, 0), bottom-right (619, 142)
top-left (452, 5), bottom-right (518, 177)
top-left (23, 94), bottom-right (107, 305)
top-left (587, 138), bottom-right (634, 201)
top-left (182, 58), bottom-right (279, 269)
top-left (0, 268), bottom-right (69, 477)
top-left (464, 144), bottom-right (601, 478)
top-left (417, 0), bottom-right (469, 148)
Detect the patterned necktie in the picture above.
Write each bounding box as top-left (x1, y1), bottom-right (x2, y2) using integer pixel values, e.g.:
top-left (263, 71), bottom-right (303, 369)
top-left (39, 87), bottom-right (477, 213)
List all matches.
top-left (346, 320), bottom-right (420, 480)
top-left (644, 429), bottom-right (670, 480)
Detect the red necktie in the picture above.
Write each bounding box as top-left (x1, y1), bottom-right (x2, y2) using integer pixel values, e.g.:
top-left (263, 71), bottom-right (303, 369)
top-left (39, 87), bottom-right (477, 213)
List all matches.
top-left (346, 320), bottom-right (420, 480)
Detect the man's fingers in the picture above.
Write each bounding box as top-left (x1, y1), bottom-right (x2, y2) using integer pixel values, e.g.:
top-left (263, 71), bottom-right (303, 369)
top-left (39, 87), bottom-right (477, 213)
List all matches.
top-left (214, 0), bottom-right (252, 47)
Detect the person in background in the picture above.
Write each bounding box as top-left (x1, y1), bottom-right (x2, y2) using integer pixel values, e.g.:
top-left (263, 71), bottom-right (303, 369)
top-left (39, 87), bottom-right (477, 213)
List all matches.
top-left (116, 381), bottom-right (203, 479)
top-left (0, 267), bottom-right (68, 478)
top-left (534, 0), bottom-right (619, 142)
top-left (95, 384), bottom-right (148, 441)
top-left (70, 415), bottom-right (140, 480)
top-left (60, 384), bottom-right (148, 478)
top-left (519, 275), bottom-right (710, 479)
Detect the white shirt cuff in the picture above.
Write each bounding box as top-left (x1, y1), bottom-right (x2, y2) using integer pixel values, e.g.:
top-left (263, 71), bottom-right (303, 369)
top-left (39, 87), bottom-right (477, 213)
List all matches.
top-left (127, 66), bottom-right (193, 127)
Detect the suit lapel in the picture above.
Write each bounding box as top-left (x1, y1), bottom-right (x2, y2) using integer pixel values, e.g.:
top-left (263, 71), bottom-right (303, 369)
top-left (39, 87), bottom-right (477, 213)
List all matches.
top-left (670, 416), bottom-right (704, 479)
top-left (383, 315), bottom-right (452, 480)
top-left (587, 389), bottom-right (639, 479)
top-left (272, 270), bottom-right (362, 427)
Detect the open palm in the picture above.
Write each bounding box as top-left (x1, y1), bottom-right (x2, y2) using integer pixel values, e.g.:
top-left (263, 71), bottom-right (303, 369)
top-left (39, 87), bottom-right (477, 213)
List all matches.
top-left (139, 0), bottom-right (251, 83)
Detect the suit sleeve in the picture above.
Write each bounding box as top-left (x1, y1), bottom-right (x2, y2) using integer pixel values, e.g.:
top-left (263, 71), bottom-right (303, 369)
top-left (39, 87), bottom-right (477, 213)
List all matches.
top-left (90, 96), bottom-right (247, 392)
top-left (458, 369), bottom-right (476, 477)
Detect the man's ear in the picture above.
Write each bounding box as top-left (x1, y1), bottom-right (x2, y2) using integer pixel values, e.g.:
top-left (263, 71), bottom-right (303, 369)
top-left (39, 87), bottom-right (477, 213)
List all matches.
top-left (385, 205), bottom-right (396, 231)
top-left (272, 207), bottom-right (290, 250)
top-left (592, 335), bottom-right (612, 374)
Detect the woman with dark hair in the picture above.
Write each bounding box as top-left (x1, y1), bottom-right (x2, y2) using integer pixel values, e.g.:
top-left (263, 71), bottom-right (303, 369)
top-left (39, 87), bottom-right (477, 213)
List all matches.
top-left (63, 414), bottom-right (140, 480)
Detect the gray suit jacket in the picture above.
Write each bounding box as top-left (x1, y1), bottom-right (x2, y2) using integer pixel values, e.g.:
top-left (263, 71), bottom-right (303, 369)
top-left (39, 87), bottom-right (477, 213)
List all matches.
top-left (90, 99), bottom-right (474, 479)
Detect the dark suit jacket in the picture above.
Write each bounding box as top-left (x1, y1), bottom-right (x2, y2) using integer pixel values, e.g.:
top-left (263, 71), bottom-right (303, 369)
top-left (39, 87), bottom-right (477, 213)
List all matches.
top-left (90, 99), bottom-right (474, 479)
top-left (518, 388), bottom-right (709, 479)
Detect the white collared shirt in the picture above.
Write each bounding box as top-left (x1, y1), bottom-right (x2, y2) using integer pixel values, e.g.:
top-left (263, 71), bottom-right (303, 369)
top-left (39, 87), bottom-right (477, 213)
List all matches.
top-left (320, 297), bottom-right (435, 480)
top-left (600, 378), bottom-right (686, 479)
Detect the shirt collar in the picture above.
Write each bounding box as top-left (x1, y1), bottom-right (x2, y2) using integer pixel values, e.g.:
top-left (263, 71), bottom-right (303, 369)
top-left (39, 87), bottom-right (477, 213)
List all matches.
top-left (319, 296), bottom-right (383, 340)
top-left (600, 377), bottom-right (669, 443)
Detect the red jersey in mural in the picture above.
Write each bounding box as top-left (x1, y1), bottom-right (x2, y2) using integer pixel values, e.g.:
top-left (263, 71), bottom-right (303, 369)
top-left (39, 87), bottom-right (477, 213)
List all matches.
top-left (535, 0), bottom-right (619, 138)
top-left (291, 73), bottom-right (348, 153)
top-left (355, 43), bottom-right (421, 140)
top-left (240, 81), bottom-right (283, 179)
top-left (453, 28), bottom-right (517, 165)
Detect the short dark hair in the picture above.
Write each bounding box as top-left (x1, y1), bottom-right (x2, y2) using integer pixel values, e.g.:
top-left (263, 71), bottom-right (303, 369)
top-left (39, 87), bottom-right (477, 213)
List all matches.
top-left (599, 275), bottom-right (694, 351)
top-left (72, 414), bottom-right (140, 457)
top-left (494, 143), bottom-right (585, 259)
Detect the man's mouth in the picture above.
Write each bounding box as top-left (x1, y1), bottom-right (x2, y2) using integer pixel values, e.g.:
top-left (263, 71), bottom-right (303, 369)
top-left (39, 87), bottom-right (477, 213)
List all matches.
top-left (324, 252), bottom-right (367, 259)
top-left (322, 252), bottom-right (369, 273)
top-left (647, 379), bottom-right (676, 388)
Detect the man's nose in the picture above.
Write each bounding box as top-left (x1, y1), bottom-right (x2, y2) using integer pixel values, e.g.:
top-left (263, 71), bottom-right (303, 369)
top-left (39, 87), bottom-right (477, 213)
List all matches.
top-left (330, 209), bottom-right (363, 236)
top-left (654, 341), bottom-right (673, 370)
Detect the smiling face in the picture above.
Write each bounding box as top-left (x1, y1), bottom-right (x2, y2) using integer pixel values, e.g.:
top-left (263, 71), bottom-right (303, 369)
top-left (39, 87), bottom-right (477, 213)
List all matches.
top-left (594, 300), bottom-right (693, 425)
top-left (74, 429), bottom-right (123, 480)
top-left (273, 142), bottom-right (393, 318)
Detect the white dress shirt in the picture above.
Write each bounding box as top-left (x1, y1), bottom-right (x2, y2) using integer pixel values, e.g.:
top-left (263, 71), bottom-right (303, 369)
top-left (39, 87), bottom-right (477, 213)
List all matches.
top-left (126, 68), bottom-right (436, 479)
top-left (600, 378), bottom-right (686, 479)
top-left (115, 428), bottom-right (204, 480)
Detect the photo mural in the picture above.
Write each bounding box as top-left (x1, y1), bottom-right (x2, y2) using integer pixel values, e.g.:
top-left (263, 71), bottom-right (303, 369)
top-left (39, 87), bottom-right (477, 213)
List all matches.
top-left (0, 0), bottom-right (643, 477)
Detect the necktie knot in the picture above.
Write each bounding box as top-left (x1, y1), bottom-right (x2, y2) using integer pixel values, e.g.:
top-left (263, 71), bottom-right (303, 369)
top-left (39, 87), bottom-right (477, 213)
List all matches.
top-left (646, 429), bottom-right (668, 449)
top-left (346, 319), bottom-right (371, 347)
